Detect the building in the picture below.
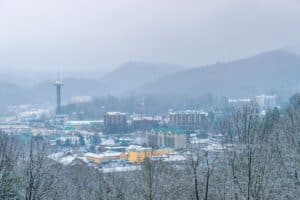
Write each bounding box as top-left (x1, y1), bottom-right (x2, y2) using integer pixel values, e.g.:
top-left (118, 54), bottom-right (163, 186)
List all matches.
top-left (65, 120), bottom-right (103, 130)
top-left (128, 147), bottom-right (174, 163)
top-left (0, 124), bottom-right (30, 134)
top-left (104, 112), bottom-right (127, 134)
top-left (54, 114), bottom-right (68, 125)
top-left (147, 128), bottom-right (187, 149)
top-left (169, 110), bottom-right (207, 129)
top-left (71, 96), bottom-right (93, 104)
top-left (130, 115), bottom-right (160, 130)
top-left (228, 98), bottom-right (252, 107)
top-left (255, 95), bottom-right (276, 111)
top-left (84, 151), bottom-right (126, 165)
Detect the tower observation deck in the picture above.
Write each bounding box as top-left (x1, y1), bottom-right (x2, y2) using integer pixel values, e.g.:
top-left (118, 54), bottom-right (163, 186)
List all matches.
top-left (53, 78), bottom-right (64, 115)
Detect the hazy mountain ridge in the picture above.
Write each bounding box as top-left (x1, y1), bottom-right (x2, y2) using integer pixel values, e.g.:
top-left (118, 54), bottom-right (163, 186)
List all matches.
top-left (1, 50), bottom-right (300, 110)
top-left (139, 50), bottom-right (300, 97)
top-left (0, 81), bottom-right (27, 111)
top-left (99, 62), bottom-right (185, 93)
top-left (28, 78), bottom-right (104, 104)
top-left (0, 62), bottom-right (185, 109)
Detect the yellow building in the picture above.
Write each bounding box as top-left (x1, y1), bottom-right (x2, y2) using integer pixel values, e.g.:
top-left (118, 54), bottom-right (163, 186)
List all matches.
top-left (85, 151), bottom-right (126, 164)
top-left (128, 148), bottom-right (174, 163)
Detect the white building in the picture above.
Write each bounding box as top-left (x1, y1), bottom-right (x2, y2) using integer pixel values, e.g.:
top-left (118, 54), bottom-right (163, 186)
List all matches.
top-left (228, 98), bottom-right (252, 108)
top-left (71, 96), bottom-right (93, 104)
top-left (255, 95), bottom-right (276, 111)
top-left (147, 128), bottom-right (187, 149)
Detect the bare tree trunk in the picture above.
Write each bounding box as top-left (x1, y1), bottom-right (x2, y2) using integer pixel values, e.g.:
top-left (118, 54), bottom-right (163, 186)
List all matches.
top-left (192, 164), bottom-right (200, 200)
top-left (204, 152), bottom-right (210, 200)
top-left (0, 133), bottom-right (20, 199)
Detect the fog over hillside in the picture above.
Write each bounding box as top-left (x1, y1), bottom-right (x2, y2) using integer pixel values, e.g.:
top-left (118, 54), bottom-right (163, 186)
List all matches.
top-left (140, 50), bottom-right (300, 98)
top-left (1, 49), bottom-right (300, 112)
top-left (99, 62), bottom-right (185, 94)
top-left (0, 62), bottom-right (186, 110)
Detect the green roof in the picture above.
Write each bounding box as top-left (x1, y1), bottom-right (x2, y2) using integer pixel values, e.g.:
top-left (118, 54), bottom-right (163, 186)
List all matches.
top-left (63, 126), bottom-right (75, 131)
top-left (157, 147), bottom-right (174, 151)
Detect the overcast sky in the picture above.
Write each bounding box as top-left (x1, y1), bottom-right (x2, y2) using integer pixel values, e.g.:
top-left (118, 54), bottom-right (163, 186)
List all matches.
top-left (0, 0), bottom-right (300, 75)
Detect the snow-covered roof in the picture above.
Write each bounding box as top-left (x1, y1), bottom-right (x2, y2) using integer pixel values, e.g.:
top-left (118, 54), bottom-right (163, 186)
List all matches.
top-left (84, 153), bottom-right (102, 158)
top-left (228, 98), bottom-right (251, 103)
top-left (48, 152), bottom-right (81, 166)
top-left (152, 154), bottom-right (186, 162)
top-left (66, 120), bottom-right (103, 125)
top-left (106, 112), bottom-right (126, 115)
top-left (206, 143), bottom-right (225, 152)
top-left (101, 151), bottom-right (123, 157)
top-left (60, 156), bottom-right (77, 165)
top-left (169, 110), bottom-right (208, 115)
top-left (101, 138), bottom-right (115, 146)
top-left (85, 151), bottom-right (123, 158)
top-left (100, 166), bottom-right (141, 173)
top-left (131, 115), bottom-right (161, 121)
top-left (126, 145), bottom-right (152, 152)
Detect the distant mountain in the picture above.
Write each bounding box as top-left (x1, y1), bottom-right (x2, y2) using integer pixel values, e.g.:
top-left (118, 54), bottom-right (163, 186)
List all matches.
top-left (0, 62), bottom-right (185, 108)
top-left (28, 78), bottom-right (104, 104)
top-left (0, 81), bottom-right (26, 112)
top-left (285, 46), bottom-right (300, 57)
top-left (3, 51), bottom-right (300, 110)
top-left (99, 62), bottom-right (185, 94)
top-left (140, 50), bottom-right (300, 97)
top-left (28, 62), bottom-right (184, 104)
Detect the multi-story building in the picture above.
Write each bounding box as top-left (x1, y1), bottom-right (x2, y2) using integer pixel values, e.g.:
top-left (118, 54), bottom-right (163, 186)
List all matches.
top-left (255, 95), bottom-right (276, 111)
top-left (104, 112), bottom-right (127, 134)
top-left (128, 147), bottom-right (173, 163)
top-left (71, 96), bottom-right (93, 104)
top-left (147, 128), bottom-right (187, 149)
top-left (169, 110), bottom-right (207, 129)
top-left (84, 151), bottom-right (126, 165)
top-left (228, 98), bottom-right (252, 107)
top-left (130, 115), bottom-right (160, 130)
